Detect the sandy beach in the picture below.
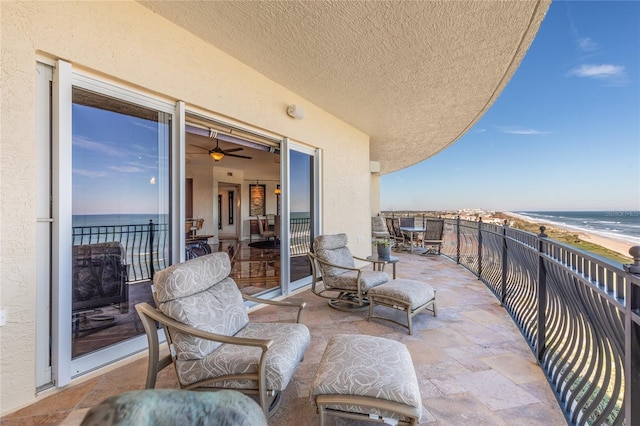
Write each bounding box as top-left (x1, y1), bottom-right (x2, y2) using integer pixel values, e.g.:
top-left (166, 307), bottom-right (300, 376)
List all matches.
top-left (571, 232), bottom-right (634, 258)
top-left (505, 212), bottom-right (635, 259)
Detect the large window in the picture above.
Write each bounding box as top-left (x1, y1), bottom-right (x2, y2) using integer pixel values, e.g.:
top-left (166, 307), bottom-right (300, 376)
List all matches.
top-left (70, 88), bottom-right (170, 358)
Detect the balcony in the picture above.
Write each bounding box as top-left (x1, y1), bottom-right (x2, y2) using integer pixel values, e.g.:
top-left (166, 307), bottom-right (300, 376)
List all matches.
top-left (3, 217), bottom-right (638, 425)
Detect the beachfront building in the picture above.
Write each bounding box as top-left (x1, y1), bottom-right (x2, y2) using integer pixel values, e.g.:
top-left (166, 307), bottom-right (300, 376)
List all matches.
top-left (1, 0), bottom-right (551, 417)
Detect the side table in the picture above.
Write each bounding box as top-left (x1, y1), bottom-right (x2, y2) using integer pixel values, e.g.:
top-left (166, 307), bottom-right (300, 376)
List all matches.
top-left (366, 255), bottom-right (399, 279)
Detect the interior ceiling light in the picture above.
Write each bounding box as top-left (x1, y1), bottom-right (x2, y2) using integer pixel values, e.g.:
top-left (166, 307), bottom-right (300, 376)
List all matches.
top-left (191, 134), bottom-right (253, 162)
top-left (209, 129), bottom-right (224, 161)
top-left (209, 148), bottom-right (225, 161)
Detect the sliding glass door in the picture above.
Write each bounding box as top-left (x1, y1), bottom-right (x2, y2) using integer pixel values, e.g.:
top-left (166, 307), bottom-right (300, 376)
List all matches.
top-left (70, 87), bottom-right (170, 359)
top-left (284, 141), bottom-right (320, 292)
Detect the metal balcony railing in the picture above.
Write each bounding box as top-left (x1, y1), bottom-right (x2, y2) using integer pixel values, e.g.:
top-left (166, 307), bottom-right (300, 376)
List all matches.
top-left (72, 220), bottom-right (169, 282)
top-left (76, 213), bottom-right (638, 423)
top-left (384, 214), bottom-right (638, 425)
top-left (289, 217), bottom-right (312, 256)
top-left (72, 216), bottom-right (314, 283)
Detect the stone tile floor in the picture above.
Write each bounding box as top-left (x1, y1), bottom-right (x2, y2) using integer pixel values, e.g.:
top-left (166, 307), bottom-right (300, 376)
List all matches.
top-left (1, 251), bottom-right (567, 425)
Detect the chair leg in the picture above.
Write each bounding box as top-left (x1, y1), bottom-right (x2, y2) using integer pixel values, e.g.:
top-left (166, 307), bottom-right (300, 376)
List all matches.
top-left (135, 304), bottom-right (173, 389)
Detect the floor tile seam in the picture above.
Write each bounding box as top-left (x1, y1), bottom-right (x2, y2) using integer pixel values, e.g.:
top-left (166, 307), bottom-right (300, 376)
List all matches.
top-left (452, 370), bottom-right (544, 410)
top-left (420, 390), bottom-right (494, 409)
top-left (475, 357), bottom-right (549, 386)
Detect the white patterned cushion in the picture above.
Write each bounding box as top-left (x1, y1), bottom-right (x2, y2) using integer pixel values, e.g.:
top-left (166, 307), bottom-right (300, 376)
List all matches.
top-left (154, 253), bottom-right (249, 359)
top-left (314, 234), bottom-right (388, 292)
top-left (368, 279), bottom-right (435, 309)
top-left (314, 234), bottom-right (356, 277)
top-left (176, 322), bottom-right (310, 391)
top-left (327, 270), bottom-right (388, 292)
top-left (155, 252), bottom-right (231, 301)
top-left (311, 334), bottom-right (421, 419)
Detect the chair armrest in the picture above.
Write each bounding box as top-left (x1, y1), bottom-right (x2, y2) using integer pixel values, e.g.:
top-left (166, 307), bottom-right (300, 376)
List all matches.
top-left (136, 302), bottom-right (274, 399)
top-left (242, 294), bottom-right (307, 323)
top-left (136, 302), bottom-right (273, 350)
top-left (308, 252), bottom-right (363, 273)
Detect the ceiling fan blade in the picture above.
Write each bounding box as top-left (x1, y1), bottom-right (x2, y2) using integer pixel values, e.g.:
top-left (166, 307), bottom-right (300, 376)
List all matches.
top-left (226, 153), bottom-right (253, 159)
top-left (190, 144), bottom-right (210, 151)
top-left (224, 147), bottom-right (244, 153)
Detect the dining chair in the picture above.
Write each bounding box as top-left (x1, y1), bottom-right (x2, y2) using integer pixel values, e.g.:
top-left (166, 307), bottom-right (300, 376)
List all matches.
top-left (386, 217), bottom-right (407, 250)
top-left (274, 215), bottom-right (281, 244)
top-left (256, 215), bottom-right (276, 242)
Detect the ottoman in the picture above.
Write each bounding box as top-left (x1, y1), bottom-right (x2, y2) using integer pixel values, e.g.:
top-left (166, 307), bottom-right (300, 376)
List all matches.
top-left (310, 334), bottom-right (422, 426)
top-left (368, 279), bottom-right (437, 335)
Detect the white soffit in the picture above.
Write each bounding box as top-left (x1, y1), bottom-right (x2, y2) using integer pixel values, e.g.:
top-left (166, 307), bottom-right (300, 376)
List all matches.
top-left (138, 1), bottom-right (550, 174)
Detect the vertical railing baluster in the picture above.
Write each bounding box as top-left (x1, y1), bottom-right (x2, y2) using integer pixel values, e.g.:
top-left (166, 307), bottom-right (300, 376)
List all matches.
top-left (456, 215), bottom-right (461, 264)
top-left (536, 226), bottom-right (548, 362)
top-left (148, 220), bottom-right (155, 279)
top-left (624, 246), bottom-right (640, 424)
top-left (477, 217), bottom-right (483, 279)
top-left (501, 220), bottom-right (508, 305)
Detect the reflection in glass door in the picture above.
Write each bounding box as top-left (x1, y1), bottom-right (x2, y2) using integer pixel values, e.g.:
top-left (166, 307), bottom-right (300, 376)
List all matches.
top-left (70, 88), bottom-right (170, 358)
top-left (289, 149), bottom-right (316, 284)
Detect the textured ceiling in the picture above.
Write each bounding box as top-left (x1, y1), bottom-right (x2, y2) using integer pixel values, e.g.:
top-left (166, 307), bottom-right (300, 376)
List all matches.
top-left (138, 1), bottom-right (550, 174)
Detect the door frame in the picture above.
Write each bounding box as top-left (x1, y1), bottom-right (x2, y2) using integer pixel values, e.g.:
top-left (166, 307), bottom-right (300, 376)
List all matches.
top-left (281, 138), bottom-right (322, 294)
top-left (47, 60), bottom-right (179, 386)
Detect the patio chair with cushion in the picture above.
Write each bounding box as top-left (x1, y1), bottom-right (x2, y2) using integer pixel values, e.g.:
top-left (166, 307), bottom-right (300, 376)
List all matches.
top-left (308, 233), bottom-right (389, 311)
top-left (135, 252), bottom-right (310, 417)
top-left (371, 216), bottom-right (391, 240)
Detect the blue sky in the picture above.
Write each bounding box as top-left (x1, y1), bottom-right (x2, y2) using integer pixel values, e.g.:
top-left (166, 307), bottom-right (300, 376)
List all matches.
top-left (72, 102), bottom-right (168, 216)
top-left (381, 1), bottom-right (640, 213)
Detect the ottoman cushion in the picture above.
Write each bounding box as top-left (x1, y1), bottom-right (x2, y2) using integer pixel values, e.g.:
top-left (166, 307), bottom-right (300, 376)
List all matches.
top-left (310, 334), bottom-right (421, 421)
top-left (369, 279), bottom-right (435, 309)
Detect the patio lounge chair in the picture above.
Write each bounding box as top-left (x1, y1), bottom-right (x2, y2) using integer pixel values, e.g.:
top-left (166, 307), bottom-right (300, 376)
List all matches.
top-left (308, 233), bottom-right (388, 311)
top-left (135, 252), bottom-right (310, 417)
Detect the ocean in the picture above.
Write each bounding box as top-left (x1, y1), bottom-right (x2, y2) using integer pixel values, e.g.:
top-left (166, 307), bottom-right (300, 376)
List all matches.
top-left (73, 213), bottom-right (167, 227)
top-left (73, 212), bottom-right (310, 227)
top-left (511, 211), bottom-right (640, 246)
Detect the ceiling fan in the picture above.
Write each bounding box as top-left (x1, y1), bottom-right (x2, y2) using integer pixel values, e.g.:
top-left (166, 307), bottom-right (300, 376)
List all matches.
top-left (191, 138), bottom-right (252, 162)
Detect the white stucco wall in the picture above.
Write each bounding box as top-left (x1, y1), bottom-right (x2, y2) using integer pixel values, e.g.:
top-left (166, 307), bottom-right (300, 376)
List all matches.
top-left (0, 1), bottom-right (371, 414)
top-left (370, 174), bottom-right (382, 217)
top-left (188, 165), bottom-right (216, 239)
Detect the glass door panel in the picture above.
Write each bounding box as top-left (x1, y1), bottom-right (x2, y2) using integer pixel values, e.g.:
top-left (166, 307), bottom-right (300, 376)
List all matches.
top-left (289, 150), bottom-right (315, 283)
top-left (71, 88), bottom-right (170, 358)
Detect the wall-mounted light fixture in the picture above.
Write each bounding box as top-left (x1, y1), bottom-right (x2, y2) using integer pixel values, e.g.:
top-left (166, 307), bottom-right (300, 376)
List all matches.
top-left (287, 104), bottom-right (305, 119)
